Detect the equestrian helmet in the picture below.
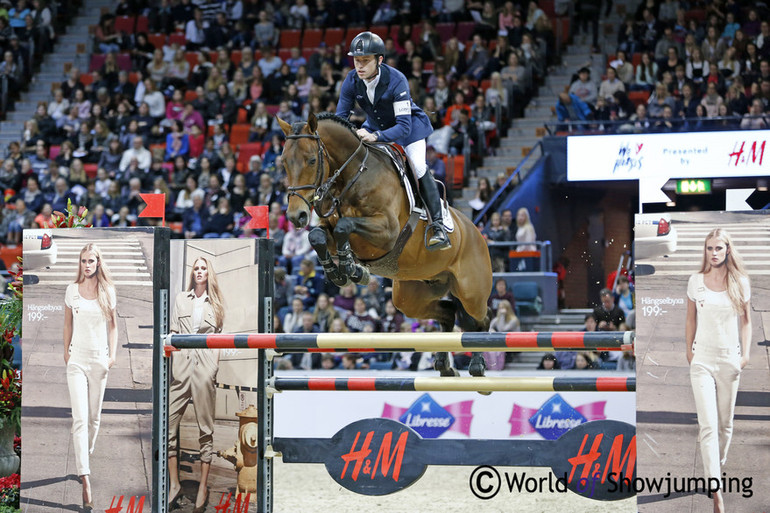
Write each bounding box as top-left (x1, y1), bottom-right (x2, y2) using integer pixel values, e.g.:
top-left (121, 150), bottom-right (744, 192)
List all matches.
top-left (347, 31), bottom-right (386, 57)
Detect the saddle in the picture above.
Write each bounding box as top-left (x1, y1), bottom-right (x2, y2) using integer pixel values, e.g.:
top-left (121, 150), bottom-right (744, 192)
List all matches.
top-left (366, 142), bottom-right (454, 232)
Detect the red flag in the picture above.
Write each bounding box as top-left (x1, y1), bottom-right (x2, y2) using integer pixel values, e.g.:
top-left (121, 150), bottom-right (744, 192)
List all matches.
top-left (245, 205), bottom-right (270, 238)
top-left (138, 193), bottom-right (166, 226)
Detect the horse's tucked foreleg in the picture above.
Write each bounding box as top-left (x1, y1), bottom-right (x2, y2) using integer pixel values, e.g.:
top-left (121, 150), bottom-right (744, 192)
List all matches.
top-left (308, 226), bottom-right (348, 287)
top-left (333, 218), bottom-right (370, 285)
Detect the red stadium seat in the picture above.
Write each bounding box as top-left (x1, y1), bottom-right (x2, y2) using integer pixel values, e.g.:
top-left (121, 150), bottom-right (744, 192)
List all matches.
top-left (49, 145), bottom-right (61, 160)
top-left (435, 23), bottom-right (455, 42)
top-left (231, 50), bottom-right (242, 66)
top-left (89, 54), bottom-right (105, 72)
top-left (168, 32), bottom-right (186, 47)
top-left (325, 28), bottom-right (345, 47)
top-left (631, 53), bottom-right (642, 67)
top-left (455, 22), bottom-right (475, 42)
top-left (266, 104), bottom-right (280, 116)
top-left (237, 107), bottom-right (248, 124)
top-left (238, 142), bottom-right (263, 170)
top-left (184, 90), bottom-right (197, 102)
top-left (424, 61), bottom-right (435, 72)
top-left (480, 79), bottom-right (491, 91)
top-left (83, 163), bottom-right (98, 179)
top-left (128, 71), bottom-right (139, 84)
top-left (185, 51), bottom-right (198, 70)
top-left (410, 25), bottom-right (423, 44)
top-left (135, 15), bottom-right (149, 34)
top-left (230, 124), bottom-right (251, 146)
top-left (149, 33), bottom-right (166, 49)
top-left (280, 29), bottom-right (302, 49)
top-left (116, 53), bottom-right (132, 71)
top-left (345, 26), bottom-right (366, 47)
top-left (369, 25), bottom-right (389, 41)
top-left (278, 48), bottom-right (291, 61)
top-left (302, 28), bottom-right (323, 49)
top-left (302, 48), bottom-right (315, 61)
top-left (628, 90), bottom-right (651, 106)
top-left (114, 16), bottom-right (134, 34)
top-left (540, 0), bottom-right (556, 17)
top-left (80, 73), bottom-right (95, 86)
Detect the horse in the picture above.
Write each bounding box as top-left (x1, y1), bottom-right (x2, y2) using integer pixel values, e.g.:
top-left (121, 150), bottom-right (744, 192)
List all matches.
top-left (277, 112), bottom-right (493, 376)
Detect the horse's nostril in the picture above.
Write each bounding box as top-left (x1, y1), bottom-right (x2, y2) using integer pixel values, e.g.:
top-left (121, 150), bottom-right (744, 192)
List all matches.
top-left (298, 211), bottom-right (308, 226)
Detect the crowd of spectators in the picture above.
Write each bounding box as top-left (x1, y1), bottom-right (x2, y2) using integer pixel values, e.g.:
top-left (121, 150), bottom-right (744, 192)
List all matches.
top-left (0, 0), bottom-right (638, 374)
top-left (557, 0), bottom-right (770, 133)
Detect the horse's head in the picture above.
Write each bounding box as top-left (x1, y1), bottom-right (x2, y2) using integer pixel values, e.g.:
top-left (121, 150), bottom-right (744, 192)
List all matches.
top-left (277, 112), bottom-right (326, 229)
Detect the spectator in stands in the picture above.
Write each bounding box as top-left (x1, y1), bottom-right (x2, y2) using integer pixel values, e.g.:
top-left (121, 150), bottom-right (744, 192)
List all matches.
top-left (449, 109), bottom-right (478, 158)
top-left (702, 26), bottom-right (726, 63)
top-left (617, 16), bottom-right (640, 56)
top-left (283, 297), bottom-right (305, 334)
top-left (4, 198), bottom-right (35, 245)
top-left (514, 207), bottom-right (536, 271)
top-left (280, 223), bottom-right (313, 274)
top-left (593, 288), bottom-right (625, 331)
top-left (292, 258), bottom-right (322, 308)
top-left (142, 80), bottom-right (166, 120)
top-left (679, 83), bottom-right (699, 118)
top-left (346, 297), bottom-right (381, 333)
top-left (654, 27), bottom-right (683, 62)
top-left (483, 211), bottom-right (510, 272)
top-left (47, 88), bottom-right (70, 121)
top-left (182, 189), bottom-right (208, 238)
top-left (442, 37), bottom-right (466, 78)
top-left (254, 10), bottom-right (277, 48)
top-left (19, 174), bottom-right (43, 213)
top-left (202, 196), bottom-right (234, 238)
top-left (568, 66), bottom-right (598, 106)
top-left (598, 67), bottom-right (626, 104)
top-left (632, 52), bottom-right (657, 92)
top-left (744, 8), bottom-right (762, 38)
top-left (206, 83), bottom-right (237, 127)
top-left (0, 50), bottom-right (19, 93)
top-left (538, 353), bottom-right (559, 370)
top-left (574, 352), bottom-right (597, 370)
top-left (165, 120), bottom-right (189, 161)
top-left (701, 82), bottom-right (724, 117)
top-left (120, 136), bottom-right (152, 172)
top-left (653, 104), bottom-right (679, 132)
top-left (647, 82), bottom-right (678, 118)
top-left (611, 51), bottom-right (634, 86)
top-left (555, 92), bottom-right (591, 130)
top-left (146, 49), bottom-right (169, 85)
top-left (487, 277), bottom-right (515, 318)
top-left (95, 14), bottom-right (121, 54)
top-left (490, 299), bottom-right (519, 332)
top-left (741, 98), bottom-right (768, 129)
top-left (184, 7), bottom-right (206, 51)
top-left (426, 144), bottom-right (446, 190)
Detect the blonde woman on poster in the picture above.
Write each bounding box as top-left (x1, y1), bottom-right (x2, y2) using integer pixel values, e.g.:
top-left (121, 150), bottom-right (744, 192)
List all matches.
top-left (686, 228), bottom-right (751, 513)
top-left (63, 243), bottom-right (118, 511)
top-left (168, 257), bottom-right (225, 512)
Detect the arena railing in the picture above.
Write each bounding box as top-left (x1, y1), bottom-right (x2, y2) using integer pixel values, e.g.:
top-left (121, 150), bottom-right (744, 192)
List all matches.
top-left (544, 114), bottom-right (770, 136)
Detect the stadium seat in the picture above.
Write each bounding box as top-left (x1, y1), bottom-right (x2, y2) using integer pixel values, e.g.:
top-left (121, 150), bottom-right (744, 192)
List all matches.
top-left (49, 145), bottom-right (61, 160)
top-left (231, 50), bottom-right (242, 66)
top-left (540, 0), bottom-right (556, 17)
top-left (480, 79), bottom-right (491, 91)
top-left (237, 107), bottom-right (248, 124)
top-left (238, 142), bottom-right (263, 170)
top-left (280, 29), bottom-right (302, 48)
top-left (147, 34), bottom-right (166, 48)
top-left (168, 32), bottom-right (186, 46)
top-left (435, 23), bottom-right (455, 42)
top-left (80, 74), bottom-right (95, 86)
top-left (302, 28), bottom-right (323, 48)
top-left (278, 48), bottom-right (291, 61)
top-left (184, 51), bottom-right (198, 70)
top-left (512, 282), bottom-right (543, 316)
top-left (628, 91), bottom-right (651, 106)
top-left (266, 104), bottom-right (279, 116)
top-left (455, 22), bottom-right (475, 42)
top-left (369, 25), bottom-right (388, 41)
top-left (301, 48), bottom-right (315, 61)
top-left (83, 163), bottom-right (98, 179)
top-left (89, 54), bottom-right (105, 72)
top-left (135, 15), bottom-right (149, 34)
top-left (230, 124), bottom-right (251, 146)
top-left (128, 71), bottom-right (139, 84)
top-left (116, 53), bottom-right (132, 71)
top-left (345, 27), bottom-right (366, 47)
top-left (114, 16), bottom-right (134, 34)
top-left (440, 154), bottom-right (465, 190)
top-left (325, 28), bottom-right (345, 47)
top-left (148, 33), bottom-right (166, 49)
top-left (0, 246), bottom-right (22, 270)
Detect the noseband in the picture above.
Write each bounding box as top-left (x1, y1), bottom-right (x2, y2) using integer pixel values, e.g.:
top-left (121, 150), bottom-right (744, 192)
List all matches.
top-left (285, 131), bottom-right (369, 219)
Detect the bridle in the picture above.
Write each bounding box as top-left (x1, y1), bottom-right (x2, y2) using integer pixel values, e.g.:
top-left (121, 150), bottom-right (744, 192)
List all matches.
top-left (285, 130), bottom-right (370, 219)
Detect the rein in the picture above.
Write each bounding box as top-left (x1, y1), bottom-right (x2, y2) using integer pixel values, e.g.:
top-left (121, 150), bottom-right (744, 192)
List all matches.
top-left (285, 131), bottom-right (369, 219)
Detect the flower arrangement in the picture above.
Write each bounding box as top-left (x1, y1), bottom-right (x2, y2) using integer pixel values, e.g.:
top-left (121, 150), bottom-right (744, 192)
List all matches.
top-left (0, 473), bottom-right (19, 512)
top-left (0, 372), bottom-right (20, 433)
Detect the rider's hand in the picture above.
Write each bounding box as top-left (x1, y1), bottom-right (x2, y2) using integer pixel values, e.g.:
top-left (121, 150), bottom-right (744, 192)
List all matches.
top-left (357, 129), bottom-right (377, 143)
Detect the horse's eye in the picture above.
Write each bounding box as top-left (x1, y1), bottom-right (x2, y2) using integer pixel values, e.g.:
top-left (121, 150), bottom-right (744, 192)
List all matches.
top-left (308, 158), bottom-right (316, 165)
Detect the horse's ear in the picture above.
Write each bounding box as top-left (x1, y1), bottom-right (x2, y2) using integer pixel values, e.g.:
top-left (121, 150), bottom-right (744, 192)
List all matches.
top-left (276, 116), bottom-right (292, 136)
top-left (307, 111), bottom-right (317, 133)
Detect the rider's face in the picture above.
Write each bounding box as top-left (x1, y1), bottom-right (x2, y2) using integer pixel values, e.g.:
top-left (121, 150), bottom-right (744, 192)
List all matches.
top-left (354, 55), bottom-right (380, 81)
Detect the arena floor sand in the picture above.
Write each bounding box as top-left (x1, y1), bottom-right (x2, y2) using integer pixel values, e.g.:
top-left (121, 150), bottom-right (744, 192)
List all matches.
top-left (274, 462), bottom-right (637, 512)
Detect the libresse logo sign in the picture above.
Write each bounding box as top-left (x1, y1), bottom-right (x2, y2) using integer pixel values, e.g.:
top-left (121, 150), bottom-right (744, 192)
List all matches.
top-left (509, 394), bottom-right (607, 440)
top-left (382, 393), bottom-right (473, 438)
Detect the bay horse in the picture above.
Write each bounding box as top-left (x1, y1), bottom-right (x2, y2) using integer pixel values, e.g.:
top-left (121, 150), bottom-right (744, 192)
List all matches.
top-left (277, 112), bottom-right (493, 376)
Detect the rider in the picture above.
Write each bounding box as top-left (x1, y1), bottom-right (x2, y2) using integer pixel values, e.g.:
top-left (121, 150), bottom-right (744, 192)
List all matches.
top-left (336, 31), bottom-right (451, 251)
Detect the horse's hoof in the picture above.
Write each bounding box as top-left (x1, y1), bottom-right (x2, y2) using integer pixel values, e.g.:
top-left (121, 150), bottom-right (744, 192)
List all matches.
top-left (351, 265), bottom-right (370, 286)
top-left (434, 353), bottom-right (458, 376)
top-left (468, 357), bottom-right (487, 377)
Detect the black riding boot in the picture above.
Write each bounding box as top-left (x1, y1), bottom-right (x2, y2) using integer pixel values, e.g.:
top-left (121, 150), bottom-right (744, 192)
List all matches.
top-left (418, 173), bottom-right (451, 251)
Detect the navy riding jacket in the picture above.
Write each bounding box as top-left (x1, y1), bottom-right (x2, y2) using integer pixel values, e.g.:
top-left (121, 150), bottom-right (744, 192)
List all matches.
top-left (335, 63), bottom-right (433, 147)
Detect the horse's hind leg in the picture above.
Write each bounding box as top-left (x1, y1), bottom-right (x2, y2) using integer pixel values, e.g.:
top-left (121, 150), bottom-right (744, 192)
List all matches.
top-left (308, 226), bottom-right (348, 287)
top-left (392, 280), bottom-right (457, 377)
top-left (450, 296), bottom-right (490, 377)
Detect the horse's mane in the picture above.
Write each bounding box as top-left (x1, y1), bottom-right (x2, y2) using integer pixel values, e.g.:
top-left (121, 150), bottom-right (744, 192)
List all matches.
top-left (316, 112), bottom-right (360, 138)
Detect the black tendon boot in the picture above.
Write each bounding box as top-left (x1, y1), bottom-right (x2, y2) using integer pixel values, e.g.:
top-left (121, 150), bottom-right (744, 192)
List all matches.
top-left (418, 173), bottom-right (451, 251)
